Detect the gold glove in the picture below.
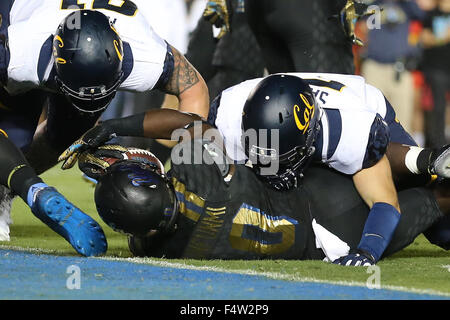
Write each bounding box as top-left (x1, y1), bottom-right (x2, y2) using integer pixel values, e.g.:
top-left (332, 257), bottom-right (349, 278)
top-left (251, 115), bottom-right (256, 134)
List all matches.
top-left (203, 0), bottom-right (231, 39)
top-left (340, 0), bottom-right (377, 46)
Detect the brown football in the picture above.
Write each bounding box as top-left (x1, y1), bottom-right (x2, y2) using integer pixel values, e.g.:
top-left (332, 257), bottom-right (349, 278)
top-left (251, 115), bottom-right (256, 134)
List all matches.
top-left (111, 148), bottom-right (165, 174)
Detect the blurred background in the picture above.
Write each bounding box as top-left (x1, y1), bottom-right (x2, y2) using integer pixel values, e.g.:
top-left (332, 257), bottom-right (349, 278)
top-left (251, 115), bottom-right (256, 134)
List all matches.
top-left (102, 0), bottom-right (450, 163)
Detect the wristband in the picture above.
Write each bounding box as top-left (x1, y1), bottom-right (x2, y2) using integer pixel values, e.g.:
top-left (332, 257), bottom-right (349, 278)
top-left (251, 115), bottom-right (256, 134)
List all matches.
top-left (105, 112), bottom-right (146, 137)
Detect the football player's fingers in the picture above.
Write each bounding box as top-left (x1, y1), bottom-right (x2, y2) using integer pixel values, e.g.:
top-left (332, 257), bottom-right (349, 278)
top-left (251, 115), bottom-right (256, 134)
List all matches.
top-left (203, 6), bottom-right (219, 20)
top-left (206, 13), bottom-right (219, 23)
top-left (98, 144), bottom-right (128, 153)
top-left (93, 145), bottom-right (128, 160)
top-left (363, 9), bottom-right (377, 17)
top-left (58, 141), bottom-right (85, 162)
top-left (79, 152), bottom-right (111, 170)
top-left (61, 152), bottom-right (80, 170)
top-left (78, 153), bottom-right (112, 180)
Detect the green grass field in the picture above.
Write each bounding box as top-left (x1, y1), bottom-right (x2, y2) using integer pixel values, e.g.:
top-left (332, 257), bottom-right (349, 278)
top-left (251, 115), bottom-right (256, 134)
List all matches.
top-left (2, 166), bottom-right (450, 297)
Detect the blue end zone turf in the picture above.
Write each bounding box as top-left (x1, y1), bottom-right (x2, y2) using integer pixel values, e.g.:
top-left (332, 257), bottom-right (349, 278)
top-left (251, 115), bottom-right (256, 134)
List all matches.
top-left (0, 249), bottom-right (447, 300)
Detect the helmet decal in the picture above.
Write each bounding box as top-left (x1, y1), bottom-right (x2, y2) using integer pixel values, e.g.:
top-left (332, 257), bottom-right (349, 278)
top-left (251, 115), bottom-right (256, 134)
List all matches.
top-left (54, 35), bottom-right (64, 48)
top-left (55, 57), bottom-right (67, 64)
top-left (113, 40), bottom-right (124, 61)
top-left (293, 94), bottom-right (315, 133)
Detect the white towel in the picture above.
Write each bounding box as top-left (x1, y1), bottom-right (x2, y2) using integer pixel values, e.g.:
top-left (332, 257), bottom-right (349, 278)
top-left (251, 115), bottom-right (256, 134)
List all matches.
top-left (312, 219), bottom-right (350, 262)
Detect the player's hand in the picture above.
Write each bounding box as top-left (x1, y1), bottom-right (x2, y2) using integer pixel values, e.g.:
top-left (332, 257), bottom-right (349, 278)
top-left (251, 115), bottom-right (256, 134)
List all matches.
top-left (58, 122), bottom-right (117, 170)
top-left (428, 144), bottom-right (450, 178)
top-left (203, 0), bottom-right (231, 39)
top-left (338, 0), bottom-right (377, 46)
top-left (333, 249), bottom-right (376, 266)
top-left (78, 144), bottom-right (129, 180)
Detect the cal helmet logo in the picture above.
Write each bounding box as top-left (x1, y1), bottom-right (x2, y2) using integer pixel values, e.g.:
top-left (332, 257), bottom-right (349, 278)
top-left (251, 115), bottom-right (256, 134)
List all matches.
top-left (110, 25), bottom-right (124, 61)
top-left (293, 94), bottom-right (315, 133)
top-left (53, 35), bottom-right (67, 64)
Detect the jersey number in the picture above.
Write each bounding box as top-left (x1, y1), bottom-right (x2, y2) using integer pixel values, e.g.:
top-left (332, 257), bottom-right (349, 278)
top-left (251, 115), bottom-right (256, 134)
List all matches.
top-left (60, 0), bottom-right (138, 16)
top-left (229, 203), bottom-right (298, 255)
top-left (304, 79), bottom-right (346, 92)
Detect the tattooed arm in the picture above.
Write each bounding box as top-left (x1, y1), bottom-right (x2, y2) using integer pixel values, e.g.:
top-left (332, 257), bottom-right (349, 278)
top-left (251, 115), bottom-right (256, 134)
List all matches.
top-left (161, 45), bottom-right (210, 119)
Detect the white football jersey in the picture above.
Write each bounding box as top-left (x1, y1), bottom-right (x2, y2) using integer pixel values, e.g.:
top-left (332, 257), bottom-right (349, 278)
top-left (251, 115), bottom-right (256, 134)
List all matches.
top-left (6, 0), bottom-right (168, 94)
top-left (211, 72), bottom-right (390, 175)
top-left (132, 0), bottom-right (188, 53)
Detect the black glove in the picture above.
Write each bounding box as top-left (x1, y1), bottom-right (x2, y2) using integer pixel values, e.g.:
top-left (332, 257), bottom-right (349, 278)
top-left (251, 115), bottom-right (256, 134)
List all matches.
top-left (333, 248), bottom-right (376, 266)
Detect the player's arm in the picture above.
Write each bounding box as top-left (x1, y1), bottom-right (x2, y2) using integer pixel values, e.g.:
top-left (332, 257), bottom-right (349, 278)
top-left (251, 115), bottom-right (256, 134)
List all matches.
top-left (58, 108), bottom-right (214, 168)
top-left (334, 155), bottom-right (401, 266)
top-left (160, 45), bottom-right (210, 119)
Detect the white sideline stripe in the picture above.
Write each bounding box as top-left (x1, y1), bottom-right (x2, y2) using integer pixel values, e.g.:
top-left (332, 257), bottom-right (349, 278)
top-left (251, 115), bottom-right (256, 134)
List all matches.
top-left (102, 256), bottom-right (450, 298)
top-left (1, 244), bottom-right (449, 298)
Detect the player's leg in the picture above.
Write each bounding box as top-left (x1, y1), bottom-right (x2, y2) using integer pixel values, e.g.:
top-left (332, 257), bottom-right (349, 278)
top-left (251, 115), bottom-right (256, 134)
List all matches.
top-left (0, 185), bottom-right (13, 241)
top-left (245, 0), bottom-right (295, 73)
top-left (423, 217), bottom-right (450, 250)
top-left (420, 179), bottom-right (450, 250)
top-left (0, 88), bottom-right (44, 241)
top-left (424, 70), bottom-right (448, 149)
top-left (383, 187), bottom-right (446, 256)
top-left (25, 93), bottom-right (103, 174)
top-left (0, 129), bottom-right (107, 256)
top-left (282, 0), bottom-right (354, 74)
top-left (303, 166), bottom-right (446, 261)
top-left (246, 0), bottom-right (354, 74)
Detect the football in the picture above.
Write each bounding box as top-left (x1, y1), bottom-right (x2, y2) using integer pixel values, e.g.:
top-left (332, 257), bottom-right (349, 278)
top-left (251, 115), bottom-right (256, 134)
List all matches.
top-left (103, 147), bottom-right (165, 175)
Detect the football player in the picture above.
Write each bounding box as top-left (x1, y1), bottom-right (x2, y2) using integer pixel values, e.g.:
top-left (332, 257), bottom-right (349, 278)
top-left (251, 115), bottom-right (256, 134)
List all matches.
top-left (201, 0), bottom-right (372, 74)
top-left (59, 72), bottom-right (450, 263)
top-left (69, 130), bottom-right (447, 266)
top-left (243, 0), bottom-right (375, 74)
top-left (0, 1), bottom-right (209, 250)
top-left (191, 0), bottom-right (265, 100)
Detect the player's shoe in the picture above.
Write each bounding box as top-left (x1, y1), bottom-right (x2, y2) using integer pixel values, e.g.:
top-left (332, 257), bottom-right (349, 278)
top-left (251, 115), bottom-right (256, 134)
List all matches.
top-left (0, 220), bottom-right (10, 242)
top-left (0, 186), bottom-right (14, 242)
top-left (429, 144), bottom-right (450, 179)
top-left (30, 187), bottom-right (107, 256)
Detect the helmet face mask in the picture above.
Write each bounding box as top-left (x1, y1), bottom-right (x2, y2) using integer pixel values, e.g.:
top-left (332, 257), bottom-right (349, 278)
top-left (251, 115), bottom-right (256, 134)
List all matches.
top-left (56, 71), bottom-right (123, 113)
top-left (53, 10), bottom-right (124, 113)
top-left (242, 74), bottom-right (321, 190)
top-left (251, 145), bottom-right (316, 190)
